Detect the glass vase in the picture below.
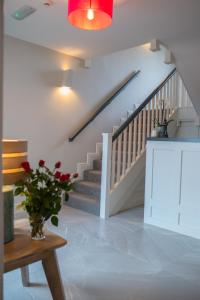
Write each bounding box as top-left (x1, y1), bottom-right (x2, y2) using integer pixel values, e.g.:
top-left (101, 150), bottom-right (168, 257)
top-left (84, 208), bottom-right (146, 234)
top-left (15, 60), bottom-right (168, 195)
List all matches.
top-left (29, 216), bottom-right (45, 240)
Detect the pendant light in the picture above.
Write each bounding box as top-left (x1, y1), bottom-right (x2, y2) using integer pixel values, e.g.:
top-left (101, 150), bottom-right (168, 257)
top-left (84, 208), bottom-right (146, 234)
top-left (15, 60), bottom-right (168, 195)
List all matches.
top-left (68, 0), bottom-right (113, 30)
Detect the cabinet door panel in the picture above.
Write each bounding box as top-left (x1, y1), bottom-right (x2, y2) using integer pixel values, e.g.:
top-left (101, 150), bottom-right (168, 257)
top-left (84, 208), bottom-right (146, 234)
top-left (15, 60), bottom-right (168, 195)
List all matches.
top-left (151, 149), bottom-right (180, 224)
top-left (180, 151), bottom-right (200, 229)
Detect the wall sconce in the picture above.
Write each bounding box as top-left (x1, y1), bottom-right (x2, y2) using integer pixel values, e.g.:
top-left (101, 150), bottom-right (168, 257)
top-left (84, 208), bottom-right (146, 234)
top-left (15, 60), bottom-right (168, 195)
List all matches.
top-left (2, 139), bottom-right (28, 243)
top-left (150, 39), bottom-right (160, 52)
top-left (164, 50), bottom-right (174, 65)
top-left (60, 69), bottom-right (72, 96)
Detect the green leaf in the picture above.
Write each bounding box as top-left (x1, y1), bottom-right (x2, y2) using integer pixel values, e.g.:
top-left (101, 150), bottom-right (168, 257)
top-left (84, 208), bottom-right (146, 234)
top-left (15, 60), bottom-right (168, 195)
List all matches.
top-left (14, 187), bottom-right (23, 196)
top-left (15, 180), bottom-right (24, 187)
top-left (16, 203), bottom-right (24, 210)
top-left (43, 199), bottom-right (50, 209)
top-left (51, 215), bottom-right (58, 227)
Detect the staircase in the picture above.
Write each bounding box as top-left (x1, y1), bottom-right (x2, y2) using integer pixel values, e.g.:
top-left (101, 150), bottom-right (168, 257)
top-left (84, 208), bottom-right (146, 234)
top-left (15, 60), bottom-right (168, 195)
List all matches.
top-left (66, 112), bottom-right (136, 215)
top-left (67, 159), bottom-right (102, 215)
top-left (66, 69), bottom-right (196, 218)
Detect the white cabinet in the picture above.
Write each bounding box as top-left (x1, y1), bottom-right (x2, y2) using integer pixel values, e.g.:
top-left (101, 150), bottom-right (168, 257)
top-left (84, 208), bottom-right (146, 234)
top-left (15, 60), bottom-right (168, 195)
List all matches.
top-left (144, 139), bottom-right (200, 239)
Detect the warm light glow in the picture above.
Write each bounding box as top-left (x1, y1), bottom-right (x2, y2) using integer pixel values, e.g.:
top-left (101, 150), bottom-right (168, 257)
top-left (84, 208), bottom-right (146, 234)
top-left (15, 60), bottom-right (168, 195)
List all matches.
top-left (2, 185), bottom-right (13, 193)
top-left (2, 139), bottom-right (28, 186)
top-left (87, 8), bottom-right (95, 20)
top-left (3, 139), bottom-right (26, 142)
top-left (141, 43), bottom-right (151, 50)
top-left (2, 168), bottom-right (24, 174)
top-left (60, 86), bottom-right (71, 96)
top-left (2, 152), bottom-right (27, 158)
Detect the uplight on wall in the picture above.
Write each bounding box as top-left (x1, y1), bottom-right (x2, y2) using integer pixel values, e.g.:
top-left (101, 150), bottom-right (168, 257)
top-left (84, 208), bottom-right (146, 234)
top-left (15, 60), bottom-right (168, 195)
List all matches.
top-left (60, 86), bottom-right (70, 96)
top-left (60, 69), bottom-right (72, 96)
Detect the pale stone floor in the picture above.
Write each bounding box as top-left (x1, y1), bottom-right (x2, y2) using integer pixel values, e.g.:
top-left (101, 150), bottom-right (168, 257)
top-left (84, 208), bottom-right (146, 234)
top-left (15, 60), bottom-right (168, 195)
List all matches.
top-left (4, 206), bottom-right (200, 300)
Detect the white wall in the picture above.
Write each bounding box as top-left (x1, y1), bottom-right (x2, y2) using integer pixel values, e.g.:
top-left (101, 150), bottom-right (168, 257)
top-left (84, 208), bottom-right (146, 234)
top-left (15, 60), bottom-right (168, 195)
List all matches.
top-left (3, 36), bottom-right (173, 172)
top-left (162, 36), bottom-right (200, 115)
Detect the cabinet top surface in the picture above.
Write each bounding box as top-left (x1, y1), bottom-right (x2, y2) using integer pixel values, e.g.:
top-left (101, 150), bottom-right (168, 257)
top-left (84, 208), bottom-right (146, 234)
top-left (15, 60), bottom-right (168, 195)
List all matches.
top-left (147, 137), bottom-right (200, 143)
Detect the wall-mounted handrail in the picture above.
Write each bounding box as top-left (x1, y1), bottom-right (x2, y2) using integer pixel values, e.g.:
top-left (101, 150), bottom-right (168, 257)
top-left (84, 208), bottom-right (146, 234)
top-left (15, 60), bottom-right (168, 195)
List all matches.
top-left (68, 70), bottom-right (140, 142)
top-left (112, 68), bottom-right (176, 142)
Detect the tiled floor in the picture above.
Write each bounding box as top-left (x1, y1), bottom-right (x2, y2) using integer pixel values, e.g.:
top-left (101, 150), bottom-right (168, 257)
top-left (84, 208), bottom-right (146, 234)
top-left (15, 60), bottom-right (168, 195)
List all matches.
top-left (4, 206), bottom-right (200, 300)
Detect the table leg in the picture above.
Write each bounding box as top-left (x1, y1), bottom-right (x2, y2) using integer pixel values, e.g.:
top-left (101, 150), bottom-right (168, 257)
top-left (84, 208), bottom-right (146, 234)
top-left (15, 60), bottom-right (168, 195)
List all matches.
top-left (21, 266), bottom-right (30, 287)
top-left (42, 250), bottom-right (66, 300)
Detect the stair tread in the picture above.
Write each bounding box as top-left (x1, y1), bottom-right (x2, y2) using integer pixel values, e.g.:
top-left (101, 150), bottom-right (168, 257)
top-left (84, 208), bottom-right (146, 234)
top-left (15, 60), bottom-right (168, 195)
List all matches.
top-left (69, 191), bottom-right (99, 203)
top-left (76, 180), bottom-right (101, 189)
top-left (86, 169), bottom-right (101, 175)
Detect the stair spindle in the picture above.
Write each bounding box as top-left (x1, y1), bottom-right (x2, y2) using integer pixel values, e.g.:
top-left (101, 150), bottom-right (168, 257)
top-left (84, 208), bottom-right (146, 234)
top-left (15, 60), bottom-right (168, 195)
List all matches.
top-left (132, 116), bottom-right (137, 163)
top-left (142, 108), bottom-right (146, 150)
top-left (122, 128), bottom-right (128, 176)
top-left (137, 112), bottom-right (142, 157)
top-left (147, 102), bottom-right (151, 138)
top-left (116, 134), bottom-right (122, 182)
top-left (127, 122), bottom-right (133, 169)
top-left (111, 139), bottom-right (117, 188)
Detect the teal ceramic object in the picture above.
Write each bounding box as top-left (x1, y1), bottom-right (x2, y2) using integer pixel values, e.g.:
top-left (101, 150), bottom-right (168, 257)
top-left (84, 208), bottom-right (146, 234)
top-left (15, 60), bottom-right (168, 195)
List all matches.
top-left (4, 189), bottom-right (14, 243)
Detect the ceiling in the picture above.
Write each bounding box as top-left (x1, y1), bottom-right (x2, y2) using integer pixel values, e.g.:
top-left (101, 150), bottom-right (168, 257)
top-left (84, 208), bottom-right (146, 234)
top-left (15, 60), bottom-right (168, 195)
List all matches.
top-left (4, 0), bottom-right (200, 59)
top-left (4, 1), bottom-right (200, 114)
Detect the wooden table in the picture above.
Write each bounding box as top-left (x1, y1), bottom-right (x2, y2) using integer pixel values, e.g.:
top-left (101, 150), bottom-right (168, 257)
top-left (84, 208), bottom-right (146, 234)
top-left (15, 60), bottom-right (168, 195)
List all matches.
top-left (4, 227), bottom-right (67, 300)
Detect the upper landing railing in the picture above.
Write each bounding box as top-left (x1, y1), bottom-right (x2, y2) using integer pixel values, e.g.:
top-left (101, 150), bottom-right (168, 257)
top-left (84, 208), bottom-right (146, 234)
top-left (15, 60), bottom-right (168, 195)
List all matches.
top-left (112, 68), bottom-right (177, 142)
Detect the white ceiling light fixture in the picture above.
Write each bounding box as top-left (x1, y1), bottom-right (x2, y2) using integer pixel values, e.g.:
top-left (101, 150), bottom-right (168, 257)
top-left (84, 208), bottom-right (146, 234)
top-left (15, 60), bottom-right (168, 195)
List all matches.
top-left (43, 1), bottom-right (54, 7)
top-left (164, 50), bottom-right (174, 65)
top-left (83, 59), bottom-right (92, 69)
top-left (150, 39), bottom-right (160, 52)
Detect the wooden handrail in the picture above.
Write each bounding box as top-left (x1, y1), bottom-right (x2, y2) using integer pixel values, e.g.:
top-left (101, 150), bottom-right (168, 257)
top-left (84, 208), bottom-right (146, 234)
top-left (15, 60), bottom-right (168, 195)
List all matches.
top-left (68, 70), bottom-right (140, 142)
top-left (112, 68), bottom-right (176, 142)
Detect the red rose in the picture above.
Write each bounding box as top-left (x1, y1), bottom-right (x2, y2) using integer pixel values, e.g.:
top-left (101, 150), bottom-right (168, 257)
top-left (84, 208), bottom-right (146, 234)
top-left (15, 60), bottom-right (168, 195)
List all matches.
top-left (21, 161), bottom-right (32, 173)
top-left (73, 173), bottom-right (79, 178)
top-left (55, 161), bottom-right (61, 169)
top-left (39, 160), bottom-right (45, 167)
top-left (55, 171), bottom-right (61, 179)
top-left (65, 173), bottom-right (71, 181)
top-left (60, 173), bottom-right (70, 182)
top-left (60, 174), bottom-right (67, 182)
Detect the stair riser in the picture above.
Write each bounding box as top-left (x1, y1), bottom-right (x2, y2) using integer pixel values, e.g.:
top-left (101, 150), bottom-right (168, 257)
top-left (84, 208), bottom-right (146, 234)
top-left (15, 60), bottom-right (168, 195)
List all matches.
top-left (74, 183), bottom-right (100, 199)
top-left (93, 160), bottom-right (102, 170)
top-left (67, 196), bottom-right (100, 216)
top-left (84, 170), bottom-right (101, 183)
top-left (93, 157), bottom-right (140, 171)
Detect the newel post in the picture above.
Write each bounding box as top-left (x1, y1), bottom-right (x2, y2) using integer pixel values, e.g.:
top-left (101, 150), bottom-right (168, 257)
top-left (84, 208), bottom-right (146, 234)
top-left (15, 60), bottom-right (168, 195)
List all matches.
top-left (100, 133), bottom-right (112, 219)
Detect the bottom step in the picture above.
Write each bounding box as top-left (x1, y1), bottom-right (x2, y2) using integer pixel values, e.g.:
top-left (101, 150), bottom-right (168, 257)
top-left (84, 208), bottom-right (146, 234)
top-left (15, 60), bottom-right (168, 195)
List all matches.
top-left (65, 192), bottom-right (100, 216)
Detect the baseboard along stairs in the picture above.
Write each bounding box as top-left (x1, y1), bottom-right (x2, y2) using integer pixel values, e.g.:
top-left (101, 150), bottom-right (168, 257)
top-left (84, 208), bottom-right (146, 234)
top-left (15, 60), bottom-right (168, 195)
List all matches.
top-left (66, 69), bottom-right (198, 218)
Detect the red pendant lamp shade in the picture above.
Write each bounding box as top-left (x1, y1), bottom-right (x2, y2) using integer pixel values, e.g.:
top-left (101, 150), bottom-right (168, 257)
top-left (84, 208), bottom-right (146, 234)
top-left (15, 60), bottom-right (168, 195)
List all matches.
top-left (68, 0), bottom-right (113, 30)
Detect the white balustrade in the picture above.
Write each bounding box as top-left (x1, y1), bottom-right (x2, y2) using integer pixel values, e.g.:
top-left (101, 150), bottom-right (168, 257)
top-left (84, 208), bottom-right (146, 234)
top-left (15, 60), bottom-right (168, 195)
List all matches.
top-left (100, 70), bottom-right (192, 219)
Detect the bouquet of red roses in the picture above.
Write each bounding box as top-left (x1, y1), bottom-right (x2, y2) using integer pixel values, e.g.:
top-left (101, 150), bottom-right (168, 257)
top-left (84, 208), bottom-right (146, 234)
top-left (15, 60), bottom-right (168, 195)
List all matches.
top-left (15, 159), bottom-right (78, 231)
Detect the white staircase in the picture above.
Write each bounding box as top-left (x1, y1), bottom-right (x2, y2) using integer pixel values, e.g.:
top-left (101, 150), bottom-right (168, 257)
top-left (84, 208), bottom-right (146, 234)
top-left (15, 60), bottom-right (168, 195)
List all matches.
top-left (66, 69), bottom-right (198, 218)
top-left (100, 70), bottom-right (196, 218)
